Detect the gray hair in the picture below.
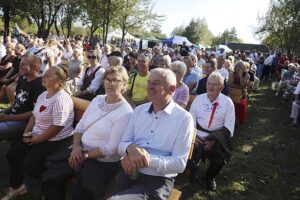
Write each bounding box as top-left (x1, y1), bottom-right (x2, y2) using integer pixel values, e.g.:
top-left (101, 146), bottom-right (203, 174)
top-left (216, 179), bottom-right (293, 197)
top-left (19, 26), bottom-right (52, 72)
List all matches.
top-left (138, 54), bottom-right (150, 63)
top-left (170, 61), bottom-right (187, 76)
top-left (160, 55), bottom-right (172, 68)
top-left (150, 68), bottom-right (176, 87)
top-left (208, 71), bottom-right (224, 85)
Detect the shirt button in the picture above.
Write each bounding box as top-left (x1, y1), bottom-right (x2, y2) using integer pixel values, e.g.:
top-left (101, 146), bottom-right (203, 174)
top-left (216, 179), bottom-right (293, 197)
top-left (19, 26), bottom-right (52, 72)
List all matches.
top-left (151, 130), bottom-right (153, 133)
top-left (155, 117), bottom-right (158, 119)
top-left (147, 142), bottom-right (149, 144)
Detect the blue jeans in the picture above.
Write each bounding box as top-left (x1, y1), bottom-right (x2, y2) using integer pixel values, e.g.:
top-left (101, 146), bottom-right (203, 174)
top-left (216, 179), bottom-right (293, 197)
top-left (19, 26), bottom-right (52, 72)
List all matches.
top-left (0, 121), bottom-right (27, 140)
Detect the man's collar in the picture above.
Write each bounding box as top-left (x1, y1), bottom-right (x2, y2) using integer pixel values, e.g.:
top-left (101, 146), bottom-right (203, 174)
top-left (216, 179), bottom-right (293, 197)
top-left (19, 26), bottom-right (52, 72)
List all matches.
top-left (206, 93), bottom-right (220, 104)
top-left (145, 100), bottom-right (175, 115)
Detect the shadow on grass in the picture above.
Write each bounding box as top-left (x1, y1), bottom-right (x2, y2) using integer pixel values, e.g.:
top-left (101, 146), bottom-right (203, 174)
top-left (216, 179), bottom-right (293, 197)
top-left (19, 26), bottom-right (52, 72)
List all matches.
top-left (178, 81), bottom-right (300, 200)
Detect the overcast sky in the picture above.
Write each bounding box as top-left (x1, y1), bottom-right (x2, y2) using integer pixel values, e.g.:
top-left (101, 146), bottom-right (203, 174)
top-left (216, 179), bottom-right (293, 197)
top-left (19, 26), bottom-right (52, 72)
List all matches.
top-left (153, 0), bottom-right (270, 44)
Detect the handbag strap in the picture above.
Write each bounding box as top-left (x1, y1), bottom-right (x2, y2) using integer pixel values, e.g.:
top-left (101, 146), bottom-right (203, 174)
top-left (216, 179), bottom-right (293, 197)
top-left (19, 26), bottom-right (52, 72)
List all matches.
top-left (83, 99), bottom-right (123, 133)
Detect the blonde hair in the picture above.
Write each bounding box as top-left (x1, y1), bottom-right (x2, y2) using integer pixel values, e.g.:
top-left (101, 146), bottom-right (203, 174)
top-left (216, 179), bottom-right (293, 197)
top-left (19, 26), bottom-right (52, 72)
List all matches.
top-left (49, 66), bottom-right (69, 88)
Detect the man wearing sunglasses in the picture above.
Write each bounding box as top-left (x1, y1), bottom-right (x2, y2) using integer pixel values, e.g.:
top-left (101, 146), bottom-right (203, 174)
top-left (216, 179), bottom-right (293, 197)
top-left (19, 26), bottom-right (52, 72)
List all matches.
top-left (75, 50), bottom-right (105, 101)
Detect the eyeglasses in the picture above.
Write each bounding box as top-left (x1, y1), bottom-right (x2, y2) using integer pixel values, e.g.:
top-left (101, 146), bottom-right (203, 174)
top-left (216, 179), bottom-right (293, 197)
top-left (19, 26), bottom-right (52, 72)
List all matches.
top-left (104, 78), bottom-right (122, 85)
top-left (87, 55), bottom-right (97, 60)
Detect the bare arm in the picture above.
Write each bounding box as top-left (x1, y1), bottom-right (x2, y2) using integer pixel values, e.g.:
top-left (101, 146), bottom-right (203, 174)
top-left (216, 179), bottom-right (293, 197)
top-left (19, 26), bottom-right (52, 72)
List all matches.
top-left (0, 111), bottom-right (33, 122)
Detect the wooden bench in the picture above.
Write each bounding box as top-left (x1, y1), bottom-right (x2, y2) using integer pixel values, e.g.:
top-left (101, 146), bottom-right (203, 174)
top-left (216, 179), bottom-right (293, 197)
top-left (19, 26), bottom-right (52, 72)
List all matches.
top-left (71, 96), bottom-right (196, 200)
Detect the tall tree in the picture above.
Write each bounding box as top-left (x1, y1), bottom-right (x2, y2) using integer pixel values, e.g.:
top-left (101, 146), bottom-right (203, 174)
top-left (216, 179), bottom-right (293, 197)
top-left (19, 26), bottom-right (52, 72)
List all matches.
top-left (20, 0), bottom-right (65, 38)
top-left (116, 0), bottom-right (164, 44)
top-left (212, 27), bottom-right (243, 45)
top-left (58, 0), bottom-right (82, 37)
top-left (172, 18), bottom-right (213, 46)
top-left (171, 24), bottom-right (185, 36)
top-left (257, 0), bottom-right (300, 55)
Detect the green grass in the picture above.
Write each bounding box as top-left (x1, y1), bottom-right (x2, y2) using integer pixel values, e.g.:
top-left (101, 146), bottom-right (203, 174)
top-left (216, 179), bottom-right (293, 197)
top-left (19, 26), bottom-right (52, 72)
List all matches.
top-left (176, 81), bottom-right (300, 200)
top-left (0, 80), bottom-right (299, 200)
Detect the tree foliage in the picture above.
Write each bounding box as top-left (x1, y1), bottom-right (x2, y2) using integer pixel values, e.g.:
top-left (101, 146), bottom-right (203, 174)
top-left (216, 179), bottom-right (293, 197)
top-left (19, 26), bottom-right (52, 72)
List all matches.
top-left (115, 0), bottom-right (165, 44)
top-left (256, 0), bottom-right (300, 55)
top-left (212, 27), bottom-right (243, 45)
top-left (171, 18), bottom-right (213, 46)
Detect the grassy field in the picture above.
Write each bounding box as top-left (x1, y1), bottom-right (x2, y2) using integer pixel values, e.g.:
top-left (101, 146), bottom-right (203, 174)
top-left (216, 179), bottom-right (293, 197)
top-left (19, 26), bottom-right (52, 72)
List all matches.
top-left (0, 80), bottom-right (299, 200)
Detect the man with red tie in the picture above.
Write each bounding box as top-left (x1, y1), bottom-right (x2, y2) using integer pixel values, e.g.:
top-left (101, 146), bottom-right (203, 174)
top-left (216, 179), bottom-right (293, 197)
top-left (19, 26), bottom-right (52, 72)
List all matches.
top-left (189, 71), bottom-right (235, 191)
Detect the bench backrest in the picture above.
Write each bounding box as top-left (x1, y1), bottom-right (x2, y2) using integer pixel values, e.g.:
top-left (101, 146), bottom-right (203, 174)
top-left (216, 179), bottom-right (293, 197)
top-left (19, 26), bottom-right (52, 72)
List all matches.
top-left (71, 96), bottom-right (91, 123)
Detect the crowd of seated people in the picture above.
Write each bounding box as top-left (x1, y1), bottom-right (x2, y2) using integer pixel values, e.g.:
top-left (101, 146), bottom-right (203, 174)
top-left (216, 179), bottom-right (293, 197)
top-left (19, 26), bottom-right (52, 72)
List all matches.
top-left (0, 33), bottom-right (299, 200)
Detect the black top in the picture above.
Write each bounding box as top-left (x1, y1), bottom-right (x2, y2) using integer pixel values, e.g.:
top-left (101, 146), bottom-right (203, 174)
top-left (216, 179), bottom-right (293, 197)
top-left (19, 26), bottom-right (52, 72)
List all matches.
top-left (10, 56), bottom-right (21, 77)
top-left (180, 45), bottom-right (190, 56)
top-left (10, 76), bottom-right (45, 115)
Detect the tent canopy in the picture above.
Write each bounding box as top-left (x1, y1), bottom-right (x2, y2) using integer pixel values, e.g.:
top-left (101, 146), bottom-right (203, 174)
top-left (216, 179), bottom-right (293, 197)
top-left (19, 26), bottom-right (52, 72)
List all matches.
top-left (162, 35), bottom-right (193, 46)
top-left (217, 44), bottom-right (232, 53)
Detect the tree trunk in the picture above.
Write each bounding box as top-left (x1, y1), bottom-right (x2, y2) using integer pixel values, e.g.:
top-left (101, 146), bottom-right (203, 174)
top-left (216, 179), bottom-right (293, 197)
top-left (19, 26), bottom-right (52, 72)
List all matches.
top-left (54, 17), bottom-right (60, 36)
top-left (104, 1), bottom-right (110, 44)
top-left (66, 16), bottom-right (72, 38)
top-left (3, 2), bottom-right (10, 37)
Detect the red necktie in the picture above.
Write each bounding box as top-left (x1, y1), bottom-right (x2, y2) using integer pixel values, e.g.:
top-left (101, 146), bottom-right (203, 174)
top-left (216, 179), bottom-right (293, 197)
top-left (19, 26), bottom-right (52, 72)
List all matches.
top-left (208, 102), bottom-right (219, 129)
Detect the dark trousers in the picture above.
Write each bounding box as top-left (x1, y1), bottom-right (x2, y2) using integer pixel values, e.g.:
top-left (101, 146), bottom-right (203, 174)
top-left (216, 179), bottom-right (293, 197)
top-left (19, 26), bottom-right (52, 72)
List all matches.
top-left (42, 159), bottom-right (119, 200)
top-left (7, 138), bottom-right (68, 188)
top-left (261, 65), bottom-right (271, 80)
top-left (108, 171), bottom-right (174, 200)
top-left (72, 160), bottom-right (119, 200)
top-left (189, 142), bottom-right (225, 180)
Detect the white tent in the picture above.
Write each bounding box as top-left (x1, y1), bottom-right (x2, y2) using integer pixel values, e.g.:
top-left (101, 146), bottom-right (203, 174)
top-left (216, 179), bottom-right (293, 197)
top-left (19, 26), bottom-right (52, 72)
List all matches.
top-left (162, 35), bottom-right (193, 46)
top-left (107, 30), bottom-right (136, 41)
top-left (217, 44), bottom-right (232, 53)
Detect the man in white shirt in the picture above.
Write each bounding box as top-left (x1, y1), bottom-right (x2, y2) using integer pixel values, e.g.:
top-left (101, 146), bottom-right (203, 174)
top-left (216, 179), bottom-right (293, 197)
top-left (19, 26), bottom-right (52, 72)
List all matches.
top-left (189, 71), bottom-right (235, 191)
top-left (216, 54), bottom-right (229, 81)
top-left (109, 68), bottom-right (194, 200)
top-left (100, 44), bottom-right (111, 70)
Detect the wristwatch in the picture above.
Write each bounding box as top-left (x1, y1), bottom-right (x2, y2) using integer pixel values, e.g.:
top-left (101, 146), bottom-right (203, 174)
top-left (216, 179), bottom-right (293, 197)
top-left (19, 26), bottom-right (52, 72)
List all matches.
top-left (84, 152), bottom-right (89, 159)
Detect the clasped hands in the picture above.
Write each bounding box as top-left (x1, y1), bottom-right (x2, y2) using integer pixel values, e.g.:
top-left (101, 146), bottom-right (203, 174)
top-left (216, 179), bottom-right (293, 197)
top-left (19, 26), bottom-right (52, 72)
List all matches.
top-left (195, 137), bottom-right (216, 151)
top-left (68, 145), bottom-right (102, 170)
top-left (121, 144), bottom-right (150, 175)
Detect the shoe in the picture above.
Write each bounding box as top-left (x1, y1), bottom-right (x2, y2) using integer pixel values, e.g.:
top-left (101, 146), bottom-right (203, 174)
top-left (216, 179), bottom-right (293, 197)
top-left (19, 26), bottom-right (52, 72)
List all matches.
top-left (206, 178), bottom-right (217, 191)
top-left (1, 184), bottom-right (27, 200)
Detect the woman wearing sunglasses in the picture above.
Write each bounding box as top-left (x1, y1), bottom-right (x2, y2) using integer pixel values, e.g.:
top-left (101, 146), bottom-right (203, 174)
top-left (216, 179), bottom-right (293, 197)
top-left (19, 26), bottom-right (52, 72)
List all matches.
top-left (74, 50), bottom-right (105, 100)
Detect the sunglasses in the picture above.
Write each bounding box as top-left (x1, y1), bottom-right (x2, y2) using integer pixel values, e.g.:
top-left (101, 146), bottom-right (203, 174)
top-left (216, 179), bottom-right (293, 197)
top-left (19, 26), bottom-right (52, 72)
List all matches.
top-left (87, 55), bottom-right (97, 60)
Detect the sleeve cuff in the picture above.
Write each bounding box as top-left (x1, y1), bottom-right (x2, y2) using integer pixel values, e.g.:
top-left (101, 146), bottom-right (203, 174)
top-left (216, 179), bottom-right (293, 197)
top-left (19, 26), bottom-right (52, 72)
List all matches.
top-left (149, 154), bottom-right (160, 169)
top-left (119, 142), bottom-right (133, 157)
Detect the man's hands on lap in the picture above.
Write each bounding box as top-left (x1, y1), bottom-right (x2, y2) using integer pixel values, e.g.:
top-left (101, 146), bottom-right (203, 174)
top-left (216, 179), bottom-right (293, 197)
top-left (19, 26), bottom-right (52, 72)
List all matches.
top-left (122, 144), bottom-right (151, 174)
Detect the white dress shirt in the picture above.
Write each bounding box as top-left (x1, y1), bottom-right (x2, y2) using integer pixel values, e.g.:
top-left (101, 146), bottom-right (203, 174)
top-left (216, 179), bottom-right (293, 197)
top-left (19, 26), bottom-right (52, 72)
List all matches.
top-left (189, 93), bottom-right (235, 138)
top-left (76, 95), bottom-right (133, 162)
top-left (77, 64), bottom-right (105, 93)
top-left (118, 100), bottom-right (194, 178)
top-left (100, 54), bottom-right (109, 69)
top-left (217, 67), bottom-right (229, 80)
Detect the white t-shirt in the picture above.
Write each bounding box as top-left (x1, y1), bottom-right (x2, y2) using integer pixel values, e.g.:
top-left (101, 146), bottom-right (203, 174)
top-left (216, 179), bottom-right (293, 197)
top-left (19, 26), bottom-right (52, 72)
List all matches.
top-left (32, 90), bottom-right (74, 141)
top-left (75, 95), bottom-right (133, 162)
top-left (189, 93), bottom-right (235, 138)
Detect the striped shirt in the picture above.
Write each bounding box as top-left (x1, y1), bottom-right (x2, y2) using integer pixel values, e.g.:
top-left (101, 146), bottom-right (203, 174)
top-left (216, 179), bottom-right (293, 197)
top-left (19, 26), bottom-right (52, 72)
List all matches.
top-left (32, 90), bottom-right (74, 141)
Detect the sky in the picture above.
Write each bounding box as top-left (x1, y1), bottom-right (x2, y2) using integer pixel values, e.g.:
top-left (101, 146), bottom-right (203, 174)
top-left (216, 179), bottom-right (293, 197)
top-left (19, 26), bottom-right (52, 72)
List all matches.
top-left (153, 0), bottom-right (270, 44)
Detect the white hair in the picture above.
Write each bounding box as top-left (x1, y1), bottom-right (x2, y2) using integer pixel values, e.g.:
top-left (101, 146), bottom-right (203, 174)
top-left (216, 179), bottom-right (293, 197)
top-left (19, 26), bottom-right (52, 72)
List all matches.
top-left (151, 68), bottom-right (176, 87)
top-left (170, 60), bottom-right (187, 76)
top-left (208, 71), bottom-right (224, 85)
